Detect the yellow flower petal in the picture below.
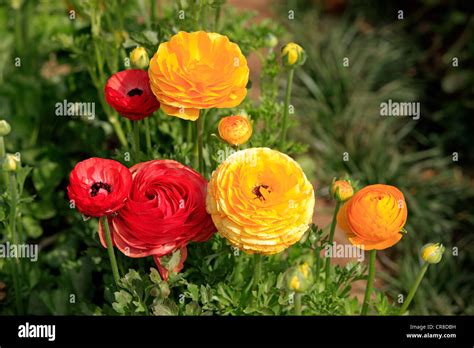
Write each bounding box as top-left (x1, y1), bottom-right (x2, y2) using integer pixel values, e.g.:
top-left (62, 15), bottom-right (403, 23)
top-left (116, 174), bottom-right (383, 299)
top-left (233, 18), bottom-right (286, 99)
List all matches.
top-left (206, 148), bottom-right (315, 254)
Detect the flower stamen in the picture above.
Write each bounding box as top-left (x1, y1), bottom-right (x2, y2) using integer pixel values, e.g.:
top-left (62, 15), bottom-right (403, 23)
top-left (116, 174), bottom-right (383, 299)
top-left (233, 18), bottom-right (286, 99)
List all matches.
top-left (127, 88), bottom-right (143, 97)
top-left (90, 182), bottom-right (112, 197)
top-left (252, 184), bottom-right (270, 201)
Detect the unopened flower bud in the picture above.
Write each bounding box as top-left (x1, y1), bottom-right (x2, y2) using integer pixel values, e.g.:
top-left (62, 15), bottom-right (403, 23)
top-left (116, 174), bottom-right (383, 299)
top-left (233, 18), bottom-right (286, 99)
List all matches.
top-left (130, 46), bottom-right (150, 69)
top-left (2, 154), bottom-right (18, 172)
top-left (264, 33), bottom-right (278, 49)
top-left (0, 120), bottom-right (11, 136)
top-left (218, 115), bottom-right (253, 146)
top-left (285, 262), bottom-right (313, 293)
top-left (331, 178), bottom-right (354, 202)
top-left (420, 243), bottom-right (445, 264)
top-left (281, 42), bottom-right (306, 68)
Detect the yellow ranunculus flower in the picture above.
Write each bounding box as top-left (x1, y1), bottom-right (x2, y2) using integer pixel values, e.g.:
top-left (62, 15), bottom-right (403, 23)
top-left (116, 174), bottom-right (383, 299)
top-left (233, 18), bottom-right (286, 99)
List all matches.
top-left (218, 115), bottom-right (253, 146)
top-left (206, 148), bottom-right (315, 254)
top-left (148, 31), bottom-right (249, 121)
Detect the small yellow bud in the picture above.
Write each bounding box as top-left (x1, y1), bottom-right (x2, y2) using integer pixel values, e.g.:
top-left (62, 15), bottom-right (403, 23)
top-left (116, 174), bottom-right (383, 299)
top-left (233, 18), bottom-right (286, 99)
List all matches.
top-left (0, 120), bottom-right (11, 137)
top-left (2, 154), bottom-right (18, 172)
top-left (331, 179), bottom-right (354, 202)
top-left (285, 262), bottom-right (313, 293)
top-left (281, 42), bottom-right (306, 68)
top-left (218, 115), bottom-right (253, 146)
top-left (130, 47), bottom-right (150, 69)
top-left (420, 243), bottom-right (445, 264)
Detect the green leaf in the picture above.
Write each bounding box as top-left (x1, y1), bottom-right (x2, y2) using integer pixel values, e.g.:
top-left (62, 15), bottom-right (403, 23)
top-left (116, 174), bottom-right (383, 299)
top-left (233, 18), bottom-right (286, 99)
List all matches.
top-left (187, 284), bottom-right (199, 301)
top-left (30, 199), bottom-right (57, 220)
top-left (32, 160), bottom-right (62, 195)
top-left (149, 267), bottom-right (162, 285)
top-left (152, 300), bottom-right (178, 316)
top-left (132, 301), bottom-right (146, 313)
top-left (185, 302), bottom-right (201, 315)
top-left (112, 290), bottom-right (133, 314)
top-left (0, 206), bottom-right (5, 221)
top-left (16, 165), bottom-right (33, 196)
top-left (22, 216), bottom-right (43, 239)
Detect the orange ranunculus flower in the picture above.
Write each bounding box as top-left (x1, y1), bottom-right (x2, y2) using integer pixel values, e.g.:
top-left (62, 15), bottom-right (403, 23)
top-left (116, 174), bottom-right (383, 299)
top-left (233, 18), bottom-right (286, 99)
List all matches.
top-left (218, 115), bottom-right (252, 146)
top-left (148, 31), bottom-right (249, 121)
top-left (337, 184), bottom-right (407, 250)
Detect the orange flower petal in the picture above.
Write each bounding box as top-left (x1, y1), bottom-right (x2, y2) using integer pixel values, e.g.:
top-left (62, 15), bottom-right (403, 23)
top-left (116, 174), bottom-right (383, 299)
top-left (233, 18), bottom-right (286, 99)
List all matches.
top-left (160, 103), bottom-right (200, 121)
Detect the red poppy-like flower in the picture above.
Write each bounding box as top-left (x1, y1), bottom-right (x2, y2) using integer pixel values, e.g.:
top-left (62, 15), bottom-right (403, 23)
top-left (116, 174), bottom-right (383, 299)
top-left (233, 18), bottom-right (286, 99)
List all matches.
top-left (67, 158), bottom-right (132, 217)
top-left (99, 160), bottom-right (215, 279)
top-left (105, 69), bottom-right (160, 121)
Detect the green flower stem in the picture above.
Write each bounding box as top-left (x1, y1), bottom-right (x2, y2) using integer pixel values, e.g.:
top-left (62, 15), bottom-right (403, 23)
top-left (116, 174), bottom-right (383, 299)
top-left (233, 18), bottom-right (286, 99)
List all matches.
top-left (400, 262), bottom-right (430, 315)
top-left (0, 136), bottom-right (5, 158)
top-left (361, 249), bottom-right (377, 315)
top-left (278, 68), bottom-right (295, 149)
top-left (109, 115), bottom-right (128, 149)
top-left (150, 0), bottom-right (156, 26)
top-left (187, 121), bottom-right (193, 146)
top-left (144, 117), bottom-right (152, 155)
top-left (0, 136), bottom-right (7, 187)
top-left (231, 253), bottom-right (245, 284)
top-left (9, 173), bottom-right (24, 315)
top-left (195, 116), bottom-right (204, 174)
top-left (294, 293), bottom-right (302, 315)
top-left (194, 0), bottom-right (202, 29)
top-left (100, 216), bottom-right (121, 287)
top-left (132, 121), bottom-right (141, 163)
top-left (324, 201), bottom-right (341, 287)
top-left (214, 1), bottom-right (222, 31)
top-left (200, 0), bottom-right (207, 29)
top-left (253, 253), bottom-right (263, 287)
top-left (314, 250), bottom-right (321, 290)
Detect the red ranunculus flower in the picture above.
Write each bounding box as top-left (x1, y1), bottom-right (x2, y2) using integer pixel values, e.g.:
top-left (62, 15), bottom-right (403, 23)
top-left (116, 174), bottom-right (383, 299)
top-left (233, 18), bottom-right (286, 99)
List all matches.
top-left (67, 158), bottom-right (132, 217)
top-left (99, 160), bottom-right (215, 279)
top-left (105, 69), bottom-right (160, 121)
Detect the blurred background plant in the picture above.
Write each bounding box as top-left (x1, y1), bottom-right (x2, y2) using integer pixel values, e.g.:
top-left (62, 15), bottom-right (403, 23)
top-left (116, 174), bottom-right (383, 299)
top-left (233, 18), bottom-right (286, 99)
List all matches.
top-left (284, 0), bottom-right (474, 314)
top-left (0, 0), bottom-right (472, 315)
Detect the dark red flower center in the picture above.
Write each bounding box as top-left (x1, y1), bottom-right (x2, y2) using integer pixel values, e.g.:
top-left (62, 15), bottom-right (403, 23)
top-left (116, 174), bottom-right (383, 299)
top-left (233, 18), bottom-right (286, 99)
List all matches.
top-left (252, 184), bottom-right (270, 201)
top-left (90, 182), bottom-right (111, 197)
top-left (127, 88), bottom-right (143, 97)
